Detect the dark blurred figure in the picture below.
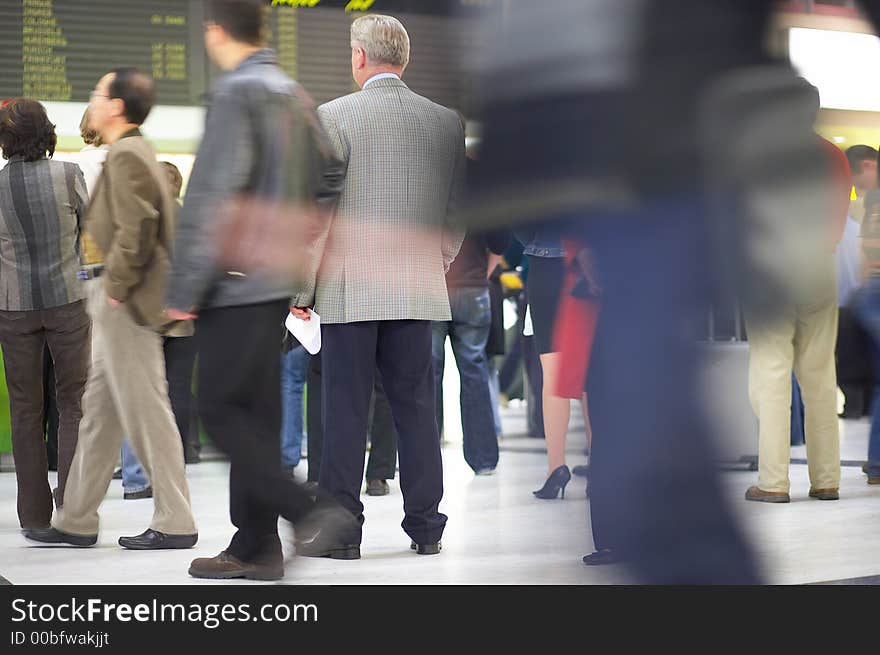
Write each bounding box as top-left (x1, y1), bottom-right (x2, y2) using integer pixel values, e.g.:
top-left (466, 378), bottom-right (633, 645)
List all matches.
top-left (853, 178), bottom-right (880, 486)
top-left (464, 0), bottom-right (880, 582)
top-left (845, 145), bottom-right (877, 224)
top-left (166, 0), bottom-right (356, 580)
top-left (160, 161), bottom-right (200, 463)
top-left (496, 243), bottom-right (545, 439)
top-left (0, 98), bottom-right (91, 529)
top-left (837, 146), bottom-right (877, 418)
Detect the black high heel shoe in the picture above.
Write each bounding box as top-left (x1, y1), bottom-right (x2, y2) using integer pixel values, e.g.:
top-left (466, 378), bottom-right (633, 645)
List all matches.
top-left (533, 465), bottom-right (571, 499)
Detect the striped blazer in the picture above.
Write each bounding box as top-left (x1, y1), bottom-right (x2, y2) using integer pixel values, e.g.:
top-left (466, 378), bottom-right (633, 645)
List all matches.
top-left (0, 157), bottom-right (88, 310)
top-left (294, 77), bottom-right (465, 324)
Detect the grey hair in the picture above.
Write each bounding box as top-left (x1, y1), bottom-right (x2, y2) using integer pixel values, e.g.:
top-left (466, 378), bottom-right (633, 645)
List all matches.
top-left (350, 14), bottom-right (410, 69)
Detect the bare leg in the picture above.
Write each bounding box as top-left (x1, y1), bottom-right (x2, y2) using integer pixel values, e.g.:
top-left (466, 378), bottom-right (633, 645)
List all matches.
top-left (540, 352), bottom-right (570, 475)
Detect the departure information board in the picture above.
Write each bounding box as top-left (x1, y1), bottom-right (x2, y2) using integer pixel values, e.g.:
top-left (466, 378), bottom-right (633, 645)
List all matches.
top-left (0, 0), bottom-right (498, 107)
top-left (0, 0), bottom-right (206, 105)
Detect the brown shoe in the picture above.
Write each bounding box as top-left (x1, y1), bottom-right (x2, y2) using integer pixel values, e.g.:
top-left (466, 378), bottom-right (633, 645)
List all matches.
top-left (745, 485), bottom-right (790, 503)
top-left (188, 550), bottom-right (283, 580)
top-left (809, 487), bottom-right (839, 500)
top-left (365, 479), bottom-right (389, 496)
top-left (868, 475), bottom-right (880, 485)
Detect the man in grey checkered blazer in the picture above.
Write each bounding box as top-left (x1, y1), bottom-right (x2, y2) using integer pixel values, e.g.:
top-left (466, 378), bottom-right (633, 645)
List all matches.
top-left (292, 14), bottom-right (465, 559)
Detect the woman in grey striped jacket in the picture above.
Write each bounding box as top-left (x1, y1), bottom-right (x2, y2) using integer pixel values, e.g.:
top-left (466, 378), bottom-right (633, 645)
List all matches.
top-left (0, 98), bottom-right (91, 530)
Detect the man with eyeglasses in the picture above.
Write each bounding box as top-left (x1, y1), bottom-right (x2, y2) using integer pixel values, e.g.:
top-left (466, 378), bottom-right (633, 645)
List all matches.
top-left (25, 67), bottom-right (198, 551)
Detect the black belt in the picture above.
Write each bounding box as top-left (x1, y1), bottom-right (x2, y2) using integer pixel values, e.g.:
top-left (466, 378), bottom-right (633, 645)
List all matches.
top-left (77, 265), bottom-right (105, 281)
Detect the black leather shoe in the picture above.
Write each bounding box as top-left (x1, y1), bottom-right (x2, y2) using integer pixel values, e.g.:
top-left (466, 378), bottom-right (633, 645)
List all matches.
top-left (582, 549), bottom-right (621, 566)
top-left (124, 486), bottom-right (153, 500)
top-left (118, 529), bottom-right (198, 550)
top-left (409, 541), bottom-right (441, 555)
top-left (24, 526), bottom-right (97, 547)
top-left (365, 479), bottom-right (389, 496)
top-left (295, 503), bottom-right (362, 560)
top-left (572, 464), bottom-right (589, 478)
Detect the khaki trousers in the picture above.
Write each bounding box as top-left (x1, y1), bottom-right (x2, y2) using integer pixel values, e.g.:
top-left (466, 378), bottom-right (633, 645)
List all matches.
top-left (746, 271), bottom-right (840, 494)
top-left (53, 278), bottom-right (197, 536)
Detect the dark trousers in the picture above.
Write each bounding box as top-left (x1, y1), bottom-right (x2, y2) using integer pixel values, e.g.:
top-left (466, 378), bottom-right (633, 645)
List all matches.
top-left (498, 294), bottom-right (544, 438)
top-left (307, 352), bottom-right (398, 483)
top-left (584, 199), bottom-right (759, 583)
top-left (195, 300), bottom-right (315, 561)
top-left (163, 335), bottom-right (199, 459)
top-left (837, 306), bottom-right (874, 418)
top-left (0, 301), bottom-right (90, 528)
top-left (321, 320), bottom-right (446, 545)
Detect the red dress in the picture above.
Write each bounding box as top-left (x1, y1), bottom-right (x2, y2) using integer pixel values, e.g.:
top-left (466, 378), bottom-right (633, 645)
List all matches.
top-left (552, 238), bottom-right (599, 399)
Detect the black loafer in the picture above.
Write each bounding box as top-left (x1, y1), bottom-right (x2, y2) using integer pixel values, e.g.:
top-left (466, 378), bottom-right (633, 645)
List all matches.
top-left (24, 526), bottom-right (97, 547)
top-left (582, 549), bottom-right (621, 566)
top-left (118, 529), bottom-right (198, 550)
top-left (409, 541), bottom-right (442, 555)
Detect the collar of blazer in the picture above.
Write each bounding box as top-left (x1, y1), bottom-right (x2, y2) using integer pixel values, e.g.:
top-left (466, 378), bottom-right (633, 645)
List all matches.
top-left (361, 77), bottom-right (407, 92)
top-left (117, 127), bottom-right (142, 141)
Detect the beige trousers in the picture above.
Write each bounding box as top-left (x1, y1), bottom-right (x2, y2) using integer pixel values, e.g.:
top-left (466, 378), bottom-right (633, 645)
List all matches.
top-left (746, 269), bottom-right (840, 494)
top-left (53, 278), bottom-right (197, 536)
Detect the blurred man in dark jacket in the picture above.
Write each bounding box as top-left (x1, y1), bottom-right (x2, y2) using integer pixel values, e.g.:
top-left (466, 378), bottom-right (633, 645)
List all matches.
top-left (165, 0), bottom-right (356, 581)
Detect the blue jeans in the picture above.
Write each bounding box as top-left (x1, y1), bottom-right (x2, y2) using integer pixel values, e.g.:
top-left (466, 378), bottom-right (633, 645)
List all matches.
top-left (487, 358), bottom-right (502, 436)
top-left (121, 439), bottom-right (149, 493)
top-left (432, 286), bottom-right (499, 472)
top-left (791, 374), bottom-right (805, 446)
top-left (853, 278), bottom-right (880, 477)
top-left (281, 345), bottom-right (310, 470)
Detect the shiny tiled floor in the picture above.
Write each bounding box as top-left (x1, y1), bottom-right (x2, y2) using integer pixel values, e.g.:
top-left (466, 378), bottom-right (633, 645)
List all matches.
top-left (0, 407), bottom-right (878, 585)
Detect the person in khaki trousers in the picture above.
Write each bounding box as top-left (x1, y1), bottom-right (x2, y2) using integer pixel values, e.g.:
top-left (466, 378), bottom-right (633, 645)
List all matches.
top-left (25, 67), bottom-right (198, 549)
top-left (744, 136), bottom-right (852, 504)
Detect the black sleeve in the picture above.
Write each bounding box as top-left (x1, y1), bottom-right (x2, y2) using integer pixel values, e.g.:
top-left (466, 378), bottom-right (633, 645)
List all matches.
top-left (486, 228), bottom-right (512, 256)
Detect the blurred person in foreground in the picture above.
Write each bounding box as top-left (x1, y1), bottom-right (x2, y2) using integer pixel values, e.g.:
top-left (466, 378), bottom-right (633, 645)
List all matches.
top-left (165, 0), bottom-right (356, 580)
top-left (744, 116), bottom-right (851, 505)
top-left (0, 98), bottom-right (90, 530)
top-left (291, 13), bottom-right (465, 559)
top-left (25, 68), bottom-right (198, 550)
top-left (464, 0), bottom-right (880, 581)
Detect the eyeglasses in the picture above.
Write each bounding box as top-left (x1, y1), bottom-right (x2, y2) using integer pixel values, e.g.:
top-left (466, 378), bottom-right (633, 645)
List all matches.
top-left (89, 91), bottom-right (109, 101)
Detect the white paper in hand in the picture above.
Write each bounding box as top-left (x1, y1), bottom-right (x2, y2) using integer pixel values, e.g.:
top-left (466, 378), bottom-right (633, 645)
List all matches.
top-left (523, 304), bottom-right (534, 337)
top-left (286, 309), bottom-right (321, 354)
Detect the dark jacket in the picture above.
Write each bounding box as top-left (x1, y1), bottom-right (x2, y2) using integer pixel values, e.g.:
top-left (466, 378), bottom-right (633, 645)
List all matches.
top-left (166, 49), bottom-right (343, 311)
